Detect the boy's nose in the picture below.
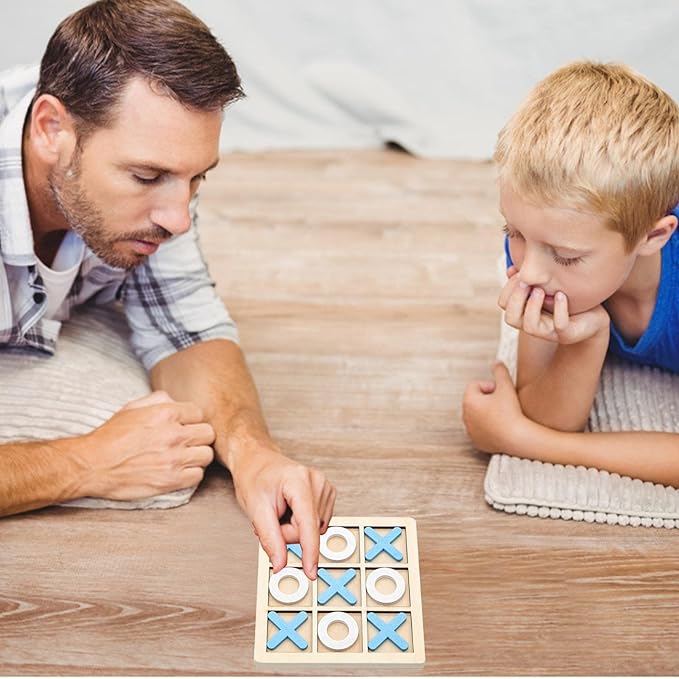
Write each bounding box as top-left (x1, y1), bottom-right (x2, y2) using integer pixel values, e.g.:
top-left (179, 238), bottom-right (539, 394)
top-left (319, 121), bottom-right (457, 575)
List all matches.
top-left (518, 250), bottom-right (550, 288)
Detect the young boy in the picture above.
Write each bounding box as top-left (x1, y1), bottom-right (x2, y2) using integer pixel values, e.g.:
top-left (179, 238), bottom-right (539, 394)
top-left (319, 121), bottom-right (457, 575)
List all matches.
top-left (463, 61), bottom-right (679, 487)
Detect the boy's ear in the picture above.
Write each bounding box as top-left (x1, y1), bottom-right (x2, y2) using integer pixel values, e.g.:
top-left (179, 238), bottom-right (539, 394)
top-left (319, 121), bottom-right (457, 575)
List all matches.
top-left (637, 214), bottom-right (678, 255)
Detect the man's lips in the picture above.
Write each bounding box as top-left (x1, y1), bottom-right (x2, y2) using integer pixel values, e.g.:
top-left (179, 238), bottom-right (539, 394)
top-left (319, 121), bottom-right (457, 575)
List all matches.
top-left (130, 239), bottom-right (161, 255)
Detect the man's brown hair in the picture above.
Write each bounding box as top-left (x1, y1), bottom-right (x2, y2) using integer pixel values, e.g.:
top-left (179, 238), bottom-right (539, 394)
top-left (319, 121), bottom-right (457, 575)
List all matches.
top-left (34, 0), bottom-right (244, 134)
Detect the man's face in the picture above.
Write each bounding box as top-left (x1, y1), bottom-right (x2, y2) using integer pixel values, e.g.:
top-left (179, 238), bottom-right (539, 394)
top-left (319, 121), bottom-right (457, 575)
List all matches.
top-left (48, 77), bottom-right (222, 270)
top-left (500, 183), bottom-right (643, 314)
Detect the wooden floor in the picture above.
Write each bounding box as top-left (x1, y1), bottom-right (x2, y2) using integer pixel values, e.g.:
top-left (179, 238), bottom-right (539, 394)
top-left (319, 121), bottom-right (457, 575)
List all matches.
top-left (3, 150), bottom-right (679, 675)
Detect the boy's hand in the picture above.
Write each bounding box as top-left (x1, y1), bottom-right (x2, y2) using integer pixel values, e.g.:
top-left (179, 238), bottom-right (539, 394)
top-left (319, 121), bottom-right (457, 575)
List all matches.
top-left (498, 266), bottom-right (609, 344)
top-left (463, 362), bottom-right (527, 453)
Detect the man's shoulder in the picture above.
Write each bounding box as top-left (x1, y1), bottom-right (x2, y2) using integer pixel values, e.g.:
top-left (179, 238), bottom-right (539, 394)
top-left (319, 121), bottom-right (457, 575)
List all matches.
top-left (0, 64), bottom-right (39, 121)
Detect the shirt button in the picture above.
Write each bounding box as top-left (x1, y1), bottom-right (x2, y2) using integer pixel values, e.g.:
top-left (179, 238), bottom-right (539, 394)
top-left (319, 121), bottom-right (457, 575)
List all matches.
top-left (33, 292), bottom-right (46, 304)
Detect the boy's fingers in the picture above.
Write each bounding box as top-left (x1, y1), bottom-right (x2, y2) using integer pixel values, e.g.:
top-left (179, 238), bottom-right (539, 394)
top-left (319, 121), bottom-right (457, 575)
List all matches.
top-left (523, 287), bottom-right (547, 334)
top-left (553, 291), bottom-right (570, 333)
top-left (491, 361), bottom-right (514, 389)
top-left (503, 281), bottom-right (531, 327)
top-left (478, 380), bottom-right (496, 394)
top-left (497, 275), bottom-right (520, 309)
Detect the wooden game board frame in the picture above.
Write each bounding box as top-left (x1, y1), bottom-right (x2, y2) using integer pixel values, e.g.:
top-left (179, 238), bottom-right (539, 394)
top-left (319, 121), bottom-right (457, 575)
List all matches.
top-left (254, 515), bottom-right (425, 667)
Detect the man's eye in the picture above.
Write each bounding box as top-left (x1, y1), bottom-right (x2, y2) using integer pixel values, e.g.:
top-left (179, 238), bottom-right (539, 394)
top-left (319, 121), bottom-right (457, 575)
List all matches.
top-left (133, 174), bottom-right (161, 185)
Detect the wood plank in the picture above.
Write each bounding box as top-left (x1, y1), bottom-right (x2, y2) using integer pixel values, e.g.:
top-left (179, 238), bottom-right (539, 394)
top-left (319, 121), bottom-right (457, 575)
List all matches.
top-left (3, 150), bottom-right (678, 675)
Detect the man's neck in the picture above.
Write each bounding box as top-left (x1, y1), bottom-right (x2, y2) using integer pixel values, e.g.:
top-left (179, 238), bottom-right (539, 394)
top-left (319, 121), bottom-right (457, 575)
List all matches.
top-left (22, 126), bottom-right (70, 265)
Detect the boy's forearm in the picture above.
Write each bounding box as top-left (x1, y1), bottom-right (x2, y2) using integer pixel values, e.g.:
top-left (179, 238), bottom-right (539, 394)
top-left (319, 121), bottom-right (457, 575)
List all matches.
top-left (518, 329), bottom-right (609, 431)
top-left (510, 418), bottom-right (679, 487)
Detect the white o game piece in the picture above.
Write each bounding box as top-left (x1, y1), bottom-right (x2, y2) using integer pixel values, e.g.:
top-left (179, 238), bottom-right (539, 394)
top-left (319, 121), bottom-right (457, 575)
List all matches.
top-left (268, 567), bottom-right (309, 604)
top-left (317, 612), bottom-right (359, 651)
top-left (366, 567), bottom-right (406, 604)
top-left (320, 526), bottom-right (356, 561)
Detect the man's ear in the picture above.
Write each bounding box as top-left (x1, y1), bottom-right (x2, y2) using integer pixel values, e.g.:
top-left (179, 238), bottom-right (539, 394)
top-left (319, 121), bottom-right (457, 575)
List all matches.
top-left (27, 94), bottom-right (77, 166)
top-left (637, 214), bottom-right (678, 256)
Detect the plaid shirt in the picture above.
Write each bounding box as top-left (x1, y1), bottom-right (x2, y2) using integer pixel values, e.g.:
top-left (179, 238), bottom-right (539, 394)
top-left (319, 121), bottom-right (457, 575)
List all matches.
top-left (0, 65), bottom-right (239, 370)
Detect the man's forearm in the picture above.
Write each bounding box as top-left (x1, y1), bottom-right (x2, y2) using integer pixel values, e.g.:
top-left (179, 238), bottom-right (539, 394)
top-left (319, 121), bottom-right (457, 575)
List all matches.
top-left (149, 339), bottom-right (274, 472)
top-left (0, 437), bottom-right (88, 517)
top-left (518, 330), bottom-right (609, 431)
top-left (509, 418), bottom-right (679, 487)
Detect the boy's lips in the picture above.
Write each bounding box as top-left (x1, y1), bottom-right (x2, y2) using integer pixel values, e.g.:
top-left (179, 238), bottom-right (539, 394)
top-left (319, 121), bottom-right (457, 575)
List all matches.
top-left (527, 287), bottom-right (555, 302)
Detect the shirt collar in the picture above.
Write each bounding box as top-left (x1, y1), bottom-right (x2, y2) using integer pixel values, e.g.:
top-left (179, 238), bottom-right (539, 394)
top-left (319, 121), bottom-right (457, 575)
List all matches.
top-left (0, 86), bottom-right (37, 266)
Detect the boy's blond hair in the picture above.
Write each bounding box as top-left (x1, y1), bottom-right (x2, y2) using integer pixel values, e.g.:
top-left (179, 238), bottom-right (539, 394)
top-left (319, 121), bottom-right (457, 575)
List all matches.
top-left (495, 61), bottom-right (679, 250)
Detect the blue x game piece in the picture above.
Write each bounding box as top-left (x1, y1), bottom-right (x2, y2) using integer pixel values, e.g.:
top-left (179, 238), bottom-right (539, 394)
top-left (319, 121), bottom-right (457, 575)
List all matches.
top-left (364, 526), bottom-right (403, 561)
top-left (286, 543), bottom-right (302, 559)
top-left (267, 610), bottom-right (308, 650)
top-left (317, 568), bottom-right (357, 605)
top-left (367, 611), bottom-right (409, 651)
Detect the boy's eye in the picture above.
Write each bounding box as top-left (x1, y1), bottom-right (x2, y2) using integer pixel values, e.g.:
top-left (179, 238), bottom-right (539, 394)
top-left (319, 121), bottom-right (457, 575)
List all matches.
top-left (502, 224), bottom-right (523, 239)
top-left (553, 253), bottom-right (583, 267)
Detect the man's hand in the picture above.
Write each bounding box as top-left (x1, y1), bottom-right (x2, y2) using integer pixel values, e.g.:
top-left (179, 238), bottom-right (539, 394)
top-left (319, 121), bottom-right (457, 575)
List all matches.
top-left (76, 391), bottom-right (215, 500)
top-left (148, 338), bottom-right (337, 581)
top-left (498, 266), bottom-right (609, 345)
top-left (463, 362), bottom-right (528, 453)
top-left (229, 443), bottom-right (336, 580)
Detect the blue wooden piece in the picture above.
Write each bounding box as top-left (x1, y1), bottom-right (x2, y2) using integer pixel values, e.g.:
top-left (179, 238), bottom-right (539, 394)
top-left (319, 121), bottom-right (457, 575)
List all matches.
top-left (317, 567), bottom-right (357, 605)
top-left (364, 526), bottom-right (403, 561)
top-left (367, 611), bottom-right (409, 651)
top-left (286, 543), bottom-right (302, 558)
top-left (267, 610), bottom-right (309, 650)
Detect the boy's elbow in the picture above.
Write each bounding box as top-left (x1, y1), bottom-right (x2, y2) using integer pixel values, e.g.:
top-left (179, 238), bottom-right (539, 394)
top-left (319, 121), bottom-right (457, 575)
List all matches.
top-left (529, 413), bottom-right (588, 433)
top-left (517, 389), bottom-right (589, 433)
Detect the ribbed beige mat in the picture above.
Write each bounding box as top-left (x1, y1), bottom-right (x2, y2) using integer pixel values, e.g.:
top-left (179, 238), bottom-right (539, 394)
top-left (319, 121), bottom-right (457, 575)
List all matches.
top-left (0, 305), bottom-right (195, 510)
top-left (485, 317), bottom-right (679, 528)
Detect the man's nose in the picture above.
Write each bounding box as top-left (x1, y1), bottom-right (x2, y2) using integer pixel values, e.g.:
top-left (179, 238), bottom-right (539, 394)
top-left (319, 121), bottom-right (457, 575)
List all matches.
top-left (151, 193), bottom-right (193, 236)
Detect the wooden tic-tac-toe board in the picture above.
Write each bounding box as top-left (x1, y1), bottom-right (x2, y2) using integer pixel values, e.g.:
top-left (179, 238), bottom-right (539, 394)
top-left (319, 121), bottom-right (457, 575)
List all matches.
top-left (254, 516), bottom-right (425, 667)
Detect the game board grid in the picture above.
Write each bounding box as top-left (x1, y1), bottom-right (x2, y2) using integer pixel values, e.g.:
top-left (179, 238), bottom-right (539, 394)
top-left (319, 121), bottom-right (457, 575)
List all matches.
top-left (255, 516), bottom-right (424, 665)
top-left (265, 568), bottom-right (415, 652)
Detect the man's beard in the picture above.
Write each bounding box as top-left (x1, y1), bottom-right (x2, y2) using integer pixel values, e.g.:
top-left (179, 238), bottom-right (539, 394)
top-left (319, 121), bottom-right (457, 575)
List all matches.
top-left (47, 151), bottom-right (170, 270)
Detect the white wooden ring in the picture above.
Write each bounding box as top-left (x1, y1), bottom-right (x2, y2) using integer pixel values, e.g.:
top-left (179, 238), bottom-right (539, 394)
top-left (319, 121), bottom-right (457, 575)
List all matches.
top-left (366, 567), bottom-right (406, 604)
top-left (268, 567), bottom-right (309, 604)
top-left (317, 612), bottom-right (359, 650)
top-left (320, 526), bottom-right (356, 561)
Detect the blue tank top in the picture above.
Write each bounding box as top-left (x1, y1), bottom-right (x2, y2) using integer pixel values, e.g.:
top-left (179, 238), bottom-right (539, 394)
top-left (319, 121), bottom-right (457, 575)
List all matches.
top-left (503, 207), bottom-right (679, 373)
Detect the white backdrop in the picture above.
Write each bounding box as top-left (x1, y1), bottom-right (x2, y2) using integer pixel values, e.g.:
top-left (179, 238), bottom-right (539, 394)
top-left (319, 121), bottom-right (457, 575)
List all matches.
top-left (1, 1), bottom-right (678, 159)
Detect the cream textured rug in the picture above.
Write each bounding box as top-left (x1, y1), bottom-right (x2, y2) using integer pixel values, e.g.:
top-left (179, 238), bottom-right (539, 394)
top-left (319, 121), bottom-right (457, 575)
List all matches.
top-left (485, 316), bottom-right (679, 528)
top-left (0, 305), bottom-right (196, 510)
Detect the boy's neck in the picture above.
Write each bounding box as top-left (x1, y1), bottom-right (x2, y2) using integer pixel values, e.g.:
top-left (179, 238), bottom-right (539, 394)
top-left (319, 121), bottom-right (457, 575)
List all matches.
top-left (605, 250), bottom-right (662, 344)
top-left (613, 250), bottom-right (662, 302)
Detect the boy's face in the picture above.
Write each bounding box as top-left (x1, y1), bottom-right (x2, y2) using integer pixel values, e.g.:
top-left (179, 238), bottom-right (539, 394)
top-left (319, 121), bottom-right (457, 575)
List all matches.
top-left (500, 183), bottom-right (643, 314)
top-left (48, 77), bottom-right (222, 270)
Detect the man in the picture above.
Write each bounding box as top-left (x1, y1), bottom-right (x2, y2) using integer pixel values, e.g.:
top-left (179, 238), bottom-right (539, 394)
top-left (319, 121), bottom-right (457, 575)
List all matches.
top-left (0, 0), bottom-right (335, 580)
